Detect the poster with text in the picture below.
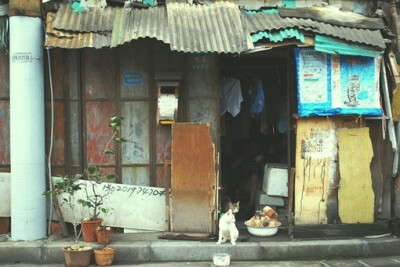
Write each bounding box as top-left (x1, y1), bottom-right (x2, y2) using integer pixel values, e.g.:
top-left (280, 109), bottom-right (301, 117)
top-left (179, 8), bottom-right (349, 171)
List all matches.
top-left (331, 55), bottom-right (381, 115)
top-left (295, 48), bottom-right (382, 117)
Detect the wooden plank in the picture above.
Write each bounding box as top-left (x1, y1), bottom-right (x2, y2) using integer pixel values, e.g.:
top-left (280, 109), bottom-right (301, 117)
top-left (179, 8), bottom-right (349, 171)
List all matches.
top-left (86, 102), bottom-right (116, 165)
top-left (381, 138), bottom-right (393, 219)
top-left (83, 48), bottom-right (116, 100)
top-left (121, 101), bottom-right (150, 164)
top-left (171, 123), bottom-right (215, 233)
top-left (369, 122), bottom-right (383, 219)
top-left (294, 118), bottom-right (337, 225)
top-left (164, 161), bottom-right (171, 232)
top-left (338, 127), bottom-right (374, 223)
top-left (0, 53), bottom-right (9, 98)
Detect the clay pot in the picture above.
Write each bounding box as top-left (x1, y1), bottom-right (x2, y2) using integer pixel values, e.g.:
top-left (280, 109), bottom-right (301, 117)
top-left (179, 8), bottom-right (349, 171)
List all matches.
top-left (96, 228), bottom-right (112, 245)
top-left (81, 219), bottom-right (102, 242)
top-left (94, 247), bottom-right (115, 266)
top-left (63, 246), bottom-right (92, 267)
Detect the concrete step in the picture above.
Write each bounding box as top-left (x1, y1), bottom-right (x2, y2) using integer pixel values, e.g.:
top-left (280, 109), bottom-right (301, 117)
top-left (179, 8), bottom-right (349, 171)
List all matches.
top-left (0, 229), bottom-right (400, 265)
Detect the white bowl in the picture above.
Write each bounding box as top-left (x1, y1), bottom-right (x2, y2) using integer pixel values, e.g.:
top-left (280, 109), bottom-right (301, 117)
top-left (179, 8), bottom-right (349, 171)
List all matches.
top-left (213, 252), bottom-right (231, 266)
top-left (244, 221), bottom-right (281, 237)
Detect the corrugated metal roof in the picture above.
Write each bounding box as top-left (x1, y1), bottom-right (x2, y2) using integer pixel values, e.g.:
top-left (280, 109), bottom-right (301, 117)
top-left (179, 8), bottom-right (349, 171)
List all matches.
top-left (251, 28), bottom-right (305, 43)
top-left (245, 12), bottom-right (385, 49)
top-left (110, 6), bottom-right (169, 48)
top-left (53, 3), bottom-right (115, 32)
top-left (167, 2), bottom-right (250, 53)
top-left (314, 34), bottom-right (383, 58)
top-left (279, 6), bottom-right (385, 30)
top-left (45, 12), bottom-right (111, 49)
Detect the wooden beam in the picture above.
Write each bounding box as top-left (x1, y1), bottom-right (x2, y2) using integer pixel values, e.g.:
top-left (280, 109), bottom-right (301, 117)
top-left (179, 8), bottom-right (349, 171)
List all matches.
top-left (9, 0), bottom-right (42, 17)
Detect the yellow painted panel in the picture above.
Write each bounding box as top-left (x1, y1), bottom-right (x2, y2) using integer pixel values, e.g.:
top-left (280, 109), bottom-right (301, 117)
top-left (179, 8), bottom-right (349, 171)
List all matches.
top-left (294, 118), bottom-right (337, 225)
top-left (338, 127), bottom-right (374, 223)
top-left (392, 84), bottom-right (400, 122)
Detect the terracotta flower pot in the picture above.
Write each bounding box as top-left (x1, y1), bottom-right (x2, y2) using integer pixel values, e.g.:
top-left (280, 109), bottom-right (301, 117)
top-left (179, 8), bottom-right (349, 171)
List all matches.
top-left (94, 247), bottom-right (115, 266)
top-left (63, 246), bottom-right (93, 267)
top-left (96, 228), bottom-right (112, 245)
top-left (81, 219), bottom-right (102, 242)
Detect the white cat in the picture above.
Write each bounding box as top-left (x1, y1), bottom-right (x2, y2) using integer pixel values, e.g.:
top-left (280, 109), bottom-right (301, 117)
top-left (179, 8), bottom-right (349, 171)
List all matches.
top-left (216, 209), bottom-right (239, 245)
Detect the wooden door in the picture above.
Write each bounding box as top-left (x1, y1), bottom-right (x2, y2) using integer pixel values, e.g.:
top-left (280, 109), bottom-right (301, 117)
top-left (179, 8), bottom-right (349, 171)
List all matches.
top-left (170, 123), bottom-right (216, 233)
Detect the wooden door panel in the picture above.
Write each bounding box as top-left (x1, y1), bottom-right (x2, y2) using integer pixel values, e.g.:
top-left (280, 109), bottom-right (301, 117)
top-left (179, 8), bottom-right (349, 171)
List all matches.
top-left (171, 123), bottom-right (215, 233)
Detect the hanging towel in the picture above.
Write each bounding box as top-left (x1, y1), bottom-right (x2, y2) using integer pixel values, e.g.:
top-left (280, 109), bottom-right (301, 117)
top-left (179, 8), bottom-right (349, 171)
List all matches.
top-left (220, 77), bottom-right (243, 118)
top-left (250, 78), bottom-right (265, 118)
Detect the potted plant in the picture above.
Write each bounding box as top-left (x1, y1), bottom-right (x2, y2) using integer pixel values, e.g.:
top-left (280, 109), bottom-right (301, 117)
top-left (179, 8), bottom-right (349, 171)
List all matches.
top-left (93, 225), bottom-right (115, 266)
top-left (78, 116), bottom-right (126, 242)
top-left (44, 174), bottom-right (93, 267)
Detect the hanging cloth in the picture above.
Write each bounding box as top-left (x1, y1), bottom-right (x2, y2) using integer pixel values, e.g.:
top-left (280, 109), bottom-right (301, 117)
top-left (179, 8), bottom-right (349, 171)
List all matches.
top-left (220, 77), bottom-right (243, 118)
top-left (249, 78), bottom-right (265, 118)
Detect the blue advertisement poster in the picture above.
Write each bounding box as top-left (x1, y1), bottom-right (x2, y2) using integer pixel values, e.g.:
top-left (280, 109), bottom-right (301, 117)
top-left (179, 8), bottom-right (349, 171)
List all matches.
top-left (295, 48), bottom-right (382, 117)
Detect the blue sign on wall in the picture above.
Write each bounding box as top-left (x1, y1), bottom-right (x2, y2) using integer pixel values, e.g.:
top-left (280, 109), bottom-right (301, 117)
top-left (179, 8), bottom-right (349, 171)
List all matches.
top-left (123, 72), bottom-right (143, 86)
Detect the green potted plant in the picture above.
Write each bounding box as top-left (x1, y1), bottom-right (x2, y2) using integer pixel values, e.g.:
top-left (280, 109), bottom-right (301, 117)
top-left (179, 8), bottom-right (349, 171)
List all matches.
top-left (44, 174), bottom-right (93, 267)
top-left (78, 116), bottom-right (126, 242)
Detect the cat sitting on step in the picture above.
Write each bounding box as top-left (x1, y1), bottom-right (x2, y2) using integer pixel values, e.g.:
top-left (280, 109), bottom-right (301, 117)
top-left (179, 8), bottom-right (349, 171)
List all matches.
top-left (216, 209), bottom-right (239, 246)
top-left (223, 196), bottom-right (240, 214)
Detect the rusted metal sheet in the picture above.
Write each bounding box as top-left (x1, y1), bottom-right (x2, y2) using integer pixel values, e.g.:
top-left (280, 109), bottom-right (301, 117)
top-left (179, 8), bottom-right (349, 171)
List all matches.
top-left (245, 12), bottom-right (385, 49)
top-left (118, 42), bottom-right (150, 98)
top-left (83, 48), bottom-right (116, 100)
top-left (53, 3), bottom-right (115, 32)
top-left (186, 54), bottom-right (219, 98)
top-left (167, 2), bottom-right (251, 53)
top-left (188, 99), bottom-right (219, 145)
top-left (45, 12), bottom-right (111, 49)
top-left (121, 101), bottom-right (150, 164)
top-left (46, 102), bottom-right (65, 165)
top-left (111, 6), bottom-right (169, 48)
top-left (157, 124), bottom-right (171, 164)
top-left (0, 53), bottom-right (9, 98)
top-left (0, 101), bottom-right (10, 165)
top-left (170, 123), bottom-right (216, 233)
top-left (86, 102), bottom-right (116, 165)
top-left (122, 167), bottom-right (150, 186)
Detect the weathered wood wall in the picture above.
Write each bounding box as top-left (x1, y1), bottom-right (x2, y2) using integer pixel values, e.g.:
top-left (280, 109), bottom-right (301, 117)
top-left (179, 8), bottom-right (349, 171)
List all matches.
top-left (295, 117), bottom-right (392, 225)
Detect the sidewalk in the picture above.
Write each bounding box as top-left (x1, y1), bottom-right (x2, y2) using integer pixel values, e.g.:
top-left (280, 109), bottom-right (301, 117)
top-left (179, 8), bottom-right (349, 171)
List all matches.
top-left (0, 223), bottom-right (400, 265)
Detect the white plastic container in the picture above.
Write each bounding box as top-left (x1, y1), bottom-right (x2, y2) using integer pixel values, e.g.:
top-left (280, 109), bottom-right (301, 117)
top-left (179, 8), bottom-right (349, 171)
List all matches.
top-left (213, 252), bottom-right (231, 266)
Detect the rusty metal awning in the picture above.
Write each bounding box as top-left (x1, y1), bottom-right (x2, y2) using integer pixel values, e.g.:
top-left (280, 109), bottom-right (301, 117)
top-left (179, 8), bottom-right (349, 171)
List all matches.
top-left (45, 12), bottom-right (111, 49)
top-left (45, 2), bottom-right (386, 52)
top-left (245, 12), bottom-right (386, 49)
top-left (166, 2), bottom-right (251, 53)
top-left (52, 3), bottom-right (115, 32)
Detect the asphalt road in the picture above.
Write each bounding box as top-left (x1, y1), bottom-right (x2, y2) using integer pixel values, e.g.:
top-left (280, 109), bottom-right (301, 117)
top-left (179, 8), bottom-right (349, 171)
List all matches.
top-left (3, 256), bottom-right (400, 267)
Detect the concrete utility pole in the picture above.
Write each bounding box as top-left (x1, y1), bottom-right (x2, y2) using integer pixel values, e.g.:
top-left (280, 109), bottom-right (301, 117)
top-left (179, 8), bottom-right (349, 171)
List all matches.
top-left (9, 0), bottom-right (46, 240)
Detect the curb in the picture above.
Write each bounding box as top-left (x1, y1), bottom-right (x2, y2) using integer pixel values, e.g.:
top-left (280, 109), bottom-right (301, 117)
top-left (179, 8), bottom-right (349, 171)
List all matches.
top-left (0, 236), bottom-right (399, 264)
